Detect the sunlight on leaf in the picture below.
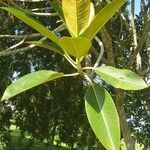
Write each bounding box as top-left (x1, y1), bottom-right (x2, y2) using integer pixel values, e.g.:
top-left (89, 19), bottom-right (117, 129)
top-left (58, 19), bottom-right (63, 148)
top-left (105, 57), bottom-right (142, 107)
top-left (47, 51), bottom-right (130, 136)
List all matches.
top-left (95, 66), bottom-right (148, 90)
top-left (62, 0), bottom-right (91, 37)
top-left (59, 37), bottom-right (91, 59)
top-left (1, 70), bottom-right (64, 101)
top-left (85, 85), bottom-right (120, 150)
top-left (81, 0), bottom-right (126, 40)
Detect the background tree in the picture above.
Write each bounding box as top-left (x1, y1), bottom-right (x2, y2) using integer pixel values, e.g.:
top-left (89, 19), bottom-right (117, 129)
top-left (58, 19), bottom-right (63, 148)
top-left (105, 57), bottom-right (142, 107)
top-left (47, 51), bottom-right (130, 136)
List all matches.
top-left (0, 0), bottom-right (149, 149)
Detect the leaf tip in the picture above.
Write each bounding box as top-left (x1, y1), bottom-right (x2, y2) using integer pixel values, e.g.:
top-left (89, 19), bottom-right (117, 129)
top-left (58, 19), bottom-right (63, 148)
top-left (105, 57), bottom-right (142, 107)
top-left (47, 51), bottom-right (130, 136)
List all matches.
top-left (1, 92), bottom-right (10, 101)
top-left (1, 95), bottom-right (6, 101)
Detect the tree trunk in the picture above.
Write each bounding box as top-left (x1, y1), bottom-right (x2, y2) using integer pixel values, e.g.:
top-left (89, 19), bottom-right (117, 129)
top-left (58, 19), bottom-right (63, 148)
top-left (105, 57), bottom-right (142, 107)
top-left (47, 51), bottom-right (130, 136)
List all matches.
top-left (146, 32), bottom-right (150, 84)
top-left (115, 89), bottom-right (135, 150)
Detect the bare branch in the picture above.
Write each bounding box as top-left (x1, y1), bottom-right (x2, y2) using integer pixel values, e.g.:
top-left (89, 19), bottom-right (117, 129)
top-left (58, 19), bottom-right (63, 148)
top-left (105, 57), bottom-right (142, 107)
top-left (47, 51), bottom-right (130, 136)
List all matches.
top-left (29, 7), bottom-right (52, 12)
top-left (0, 33), bottom-right (41, 39)
top-left (0, 24), bottom-right (65, 57)
top-left (29, 12), bottom-right (58, 16)
top-left (127, 20), bottom-right (150, 68)
top-left (4, 36), bottom-right (27, 52)
top-left (91, 46), bottom-right (108, 65)
top-left (93, 36), bottom-right (104, 68)
top-left (88, 36), bottom-right (105, 79)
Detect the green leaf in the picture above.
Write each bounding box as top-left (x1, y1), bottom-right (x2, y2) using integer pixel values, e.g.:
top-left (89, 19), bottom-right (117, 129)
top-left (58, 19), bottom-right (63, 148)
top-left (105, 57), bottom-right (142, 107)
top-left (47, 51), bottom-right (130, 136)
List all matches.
top-left (85, 85), bottom-right (120, 150)
top-left (26, 41), bottom-right (64, 55)
top-left (95, 66), bottom-right (148, 90)
top-left (62, 0), bottom-right (91, 37)
top-left (49, 1), bottom-right (64, 21)
top-left (59, 37), bottom-right (91, 59)
top-left (106, 0), bottom-right (111, 4)
top-left (1, 7), bottom-right (60, 44)
top-left (1, 70), bottom-right (64, 101)
top-left (81, 0), bottom-right (126, 40)
top-left (88, 3), bottom-right (95, 26)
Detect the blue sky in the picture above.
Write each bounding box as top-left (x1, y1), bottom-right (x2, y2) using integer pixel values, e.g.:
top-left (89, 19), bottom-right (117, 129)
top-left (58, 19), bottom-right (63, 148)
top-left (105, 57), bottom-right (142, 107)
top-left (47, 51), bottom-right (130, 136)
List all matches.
top-left (135, 0), bottom-right (141, 14)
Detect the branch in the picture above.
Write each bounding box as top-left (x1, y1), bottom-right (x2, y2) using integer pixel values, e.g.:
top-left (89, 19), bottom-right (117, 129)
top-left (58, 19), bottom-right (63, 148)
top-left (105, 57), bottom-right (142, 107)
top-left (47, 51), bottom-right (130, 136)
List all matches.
top-left (129, 11), bottom-right (137, 50)
top-left (85, 36), bottom-right (105, 79)
top-left (29, 12), bottom-right (58, 16)
top-left (100, 27), bottom-right (115, 66)
top-left (129, 10), bottom-right (140, 70)
top-left (4, 36), bottom-right (27, 52)
top-left (119, 11), bottom-right (132, 36)
top-left (127, 21), bottom-right (150, 68)
top-left (93, 36), bottom-right (104, 68)
top-left (0, 33), bottom-right (41, 39)
top-left (0, 24), bottom-right (65, 57)
top-left (131, 0), bottom-right (135, 16)
top-left (91, 46), bottom-right (108, 65)
top-left (29, 8), bottom-right (52, 12)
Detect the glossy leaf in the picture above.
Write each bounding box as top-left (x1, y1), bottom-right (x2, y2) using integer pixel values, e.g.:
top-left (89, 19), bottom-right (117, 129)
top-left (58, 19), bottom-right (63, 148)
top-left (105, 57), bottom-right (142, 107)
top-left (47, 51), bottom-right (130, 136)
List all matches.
top-left (85, 85), bottom-right (120, 150)
top-left (88, 3), bottom-right (95, 26)
top-left (59, 37), bottom-right (91, 59)
top-left (1, 7), bottom-right (60, 44)
top-left (62, 0), bottom-right (91, 37)
top-left (95, 66), bottom-right (148, 90)
top-left (81, 0), bottom-right (126, 40)
top-left (26, 41), bottom-right (64, 55)
top-left (1, 70), bottom-right (64, 101)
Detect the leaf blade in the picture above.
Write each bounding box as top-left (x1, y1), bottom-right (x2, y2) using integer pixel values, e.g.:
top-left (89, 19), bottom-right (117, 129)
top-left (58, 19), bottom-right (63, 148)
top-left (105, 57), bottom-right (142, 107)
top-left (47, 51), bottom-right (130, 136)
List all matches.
top-left (62, 0), bottom-right (91, 37)
top-left (85, 85), bottom-right (120, 150)
top-left (26, 41), bottom-right (64, 55)
top-left (1, 70), bottom-right (64, 101)
top-left (95, 66), bottom-right (148, 90)
top-left (81, 0), bottom-right (126, 40)
top-left (59, 37), bottom-right (91, 59)
top-left (1, 7), bottom-right (60, 44)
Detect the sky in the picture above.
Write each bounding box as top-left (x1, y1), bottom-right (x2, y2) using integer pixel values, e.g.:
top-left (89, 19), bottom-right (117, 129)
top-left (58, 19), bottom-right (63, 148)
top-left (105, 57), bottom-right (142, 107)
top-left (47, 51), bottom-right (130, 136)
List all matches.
top-left (135, 0), bottom-right (141, 15)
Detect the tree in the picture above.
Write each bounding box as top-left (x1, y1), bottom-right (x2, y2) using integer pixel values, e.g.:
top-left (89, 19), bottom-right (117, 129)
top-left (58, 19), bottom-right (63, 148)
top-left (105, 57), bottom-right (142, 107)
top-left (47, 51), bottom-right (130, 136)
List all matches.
top-left (0, 0), bottom-right (149, 149)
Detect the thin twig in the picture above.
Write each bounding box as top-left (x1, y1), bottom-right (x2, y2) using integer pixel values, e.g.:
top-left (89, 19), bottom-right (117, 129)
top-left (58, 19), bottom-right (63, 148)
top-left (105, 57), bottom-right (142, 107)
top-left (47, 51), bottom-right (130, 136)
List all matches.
top-left (93, 36), bottom-right (104, 68)
top-left (29, 12), bottom-right (58, 16)
top-left (87, 36), bottom-right (105, 78)
top-left (29, 8), bottom-right (52, 12)
top-left (0, 33), bottom-right (41, 39)
top-left (0, 24), bottom-right (65, 57)
top-left (4, 36), bottom-right (27, 52)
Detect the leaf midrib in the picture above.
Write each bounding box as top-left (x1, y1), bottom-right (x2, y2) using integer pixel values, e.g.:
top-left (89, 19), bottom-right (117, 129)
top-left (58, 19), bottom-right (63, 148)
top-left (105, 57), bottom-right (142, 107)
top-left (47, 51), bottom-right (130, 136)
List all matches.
top-left (71, 38), bottom-right (80, 58)
top-left (92, 85), bottom-right (115, 150)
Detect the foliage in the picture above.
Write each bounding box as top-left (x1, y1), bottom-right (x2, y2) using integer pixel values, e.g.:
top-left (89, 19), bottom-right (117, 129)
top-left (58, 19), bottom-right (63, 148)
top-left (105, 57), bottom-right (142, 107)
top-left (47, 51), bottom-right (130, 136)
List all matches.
top-left (125, 87), bottom-right (150, 149)
top-left (0, 0), bottom-right (147, 149)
